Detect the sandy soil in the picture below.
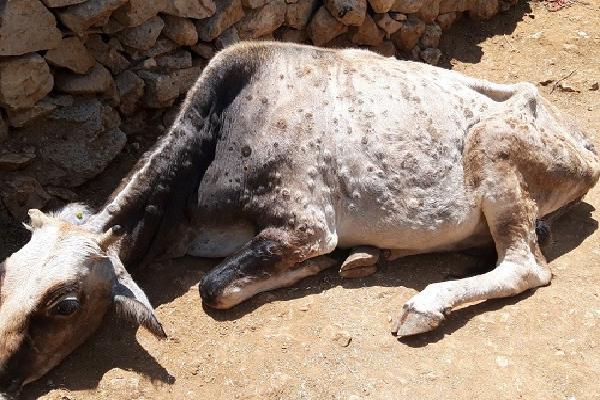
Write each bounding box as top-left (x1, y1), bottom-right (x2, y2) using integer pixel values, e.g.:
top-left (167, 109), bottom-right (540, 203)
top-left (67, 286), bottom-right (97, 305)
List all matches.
top-left (14, 1), bottom-right (600, 399)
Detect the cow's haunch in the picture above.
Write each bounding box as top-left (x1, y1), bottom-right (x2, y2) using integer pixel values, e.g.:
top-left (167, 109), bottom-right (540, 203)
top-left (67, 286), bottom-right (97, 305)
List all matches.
top-left (0, 42), bottom-right (598, 396)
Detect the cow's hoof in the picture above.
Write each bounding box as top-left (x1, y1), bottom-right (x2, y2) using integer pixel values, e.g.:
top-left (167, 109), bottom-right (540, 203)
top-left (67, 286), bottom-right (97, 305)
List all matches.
top-left (391, 304), bottom-right (445, 337)
top-left (339, 246), bottom-right (379, 278)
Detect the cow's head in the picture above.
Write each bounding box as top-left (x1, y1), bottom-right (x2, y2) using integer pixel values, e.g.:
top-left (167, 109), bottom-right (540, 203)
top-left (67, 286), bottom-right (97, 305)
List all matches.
top-left (0, 207), bottom-right (165, 398)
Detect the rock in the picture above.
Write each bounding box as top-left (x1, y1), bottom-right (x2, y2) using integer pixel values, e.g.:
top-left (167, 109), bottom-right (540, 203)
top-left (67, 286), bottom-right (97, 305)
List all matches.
top-left (416, 0), bottom-right (440, 23)
top-left (162, 0), bottom-right (217, 19)
top-left (390, 15), bottom-right (425, 51)
top-left (420, 23), bottom-right (442, 48)
top-left (324, 32), bottom-right (353, 48)
top-left (436, 12), bottom-right (458, 30)
top-left (117, 16), bottom-right (165, 50)
top-left (197, 0), bottom-right (245, 42)
top-left (242, 0), bottom-right (267, 8)
top-left (439, 0), bottom-right (476, 13)
top-left (156, 49), bottom-right (193, 69)
top-left (470, 0), bottom-right (499, 20)
top-left (139, 37), bottom-right (179, 60)
top-left (116, 70), bottom-right (145, 115)
top-left (45, 37), bottom-right (96, 75)
top-left (45, 187), bottom-right (78, 202)
top-left (420, 47), bottom-right (442, 65)
top-left (170, 64), bottom-right (205, 95)
top-left (0, 154), bottom-right (37, 172)
top-left (324, 0), bottom-right (367, 27)
top-left (103, 17), bottom-right (127, 34)
top-left (307, 6), bottom-right (348, 46)
top-left (374, 13), bottom-right (403, 36)
top-left (0, 0), bottom-right (62, 56)
top-left (390, 0), bottom-right (425, 13)
top-left (368, 0), bottom-right (395, 13)
top-left (278, 28), bottom-right (308, 43)
top-left (112, 0), bottom-right (167, 27)
top-left (389, 12), bottom-right (407, 20)
top-left (215, 27), bottom-right (241, 49)
top-left (55, 63), bottom-right (115, 96)
top-left (0, 54), bottom-right (54, 110)
top-left (190, 43), bottom-right (215, 59)
top-left (41, 0), bottom-right (86, 6)
top-left (0, 176), bottom-right (51, 220)
top-left (58, 0), bottom-right (129, 34)
top-left (85, 35), bottom-right (131, 74)
top-left (285, 0), bottom-right (319, 30)
top-left (351, 14), bottom-right (384, 46)
top-left (162, 15), bottom-right (198, 46)
top-left (136, 71), bottom-right (180, 108)
top-left (5, 98), bottom-right (58, 128)
top-left (331, 331), bottom-right (352, 347)
top-left (410, 44), bottom-right (421, 60)
top-left (236, 0), bottom-right (286, 39)
top-left (16, 98), bottom-right (126, 187)
top-left (371, 40), bottom-right (396, 57)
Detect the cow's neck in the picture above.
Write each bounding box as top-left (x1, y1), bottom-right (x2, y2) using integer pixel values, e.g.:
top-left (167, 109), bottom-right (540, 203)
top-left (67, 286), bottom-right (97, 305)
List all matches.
top-left (91, 111), bottom-right (217, 269)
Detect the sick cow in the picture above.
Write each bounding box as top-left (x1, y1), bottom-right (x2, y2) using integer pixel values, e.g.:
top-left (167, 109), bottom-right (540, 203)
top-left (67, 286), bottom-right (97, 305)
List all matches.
top-left (0, 42), bottom-right (598, 396)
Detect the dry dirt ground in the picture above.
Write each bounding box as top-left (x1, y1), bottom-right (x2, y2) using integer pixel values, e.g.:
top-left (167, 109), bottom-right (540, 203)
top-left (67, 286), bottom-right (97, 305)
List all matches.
top-left (13, 1), bottom-right (600, 399)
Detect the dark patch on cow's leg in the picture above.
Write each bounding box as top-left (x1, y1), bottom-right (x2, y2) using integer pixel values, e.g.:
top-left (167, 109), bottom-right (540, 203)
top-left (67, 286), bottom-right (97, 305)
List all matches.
top-left (199, 227), bottom-right (337, 309)
top-left (535, 219), bottom-right (552, 247)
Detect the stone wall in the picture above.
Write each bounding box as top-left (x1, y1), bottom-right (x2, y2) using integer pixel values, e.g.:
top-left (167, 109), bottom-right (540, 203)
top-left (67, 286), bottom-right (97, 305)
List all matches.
top-left (0, 0), bottom-right (516, 220)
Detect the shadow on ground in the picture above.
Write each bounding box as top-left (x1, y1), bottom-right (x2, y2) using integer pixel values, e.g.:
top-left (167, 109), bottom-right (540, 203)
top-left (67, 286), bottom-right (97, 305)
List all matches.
top-left (21, 200), bottom-right (597, 399)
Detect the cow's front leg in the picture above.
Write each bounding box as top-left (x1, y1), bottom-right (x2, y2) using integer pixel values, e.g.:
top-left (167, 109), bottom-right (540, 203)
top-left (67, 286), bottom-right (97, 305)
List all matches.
top-left (200, 226), bottom-right (337, 309)
top-left (392, 169), bottom-right (552, 337)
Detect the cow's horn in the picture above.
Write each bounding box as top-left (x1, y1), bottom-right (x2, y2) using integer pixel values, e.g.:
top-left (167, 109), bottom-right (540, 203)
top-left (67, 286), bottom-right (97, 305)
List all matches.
top-left (97, 225), bottom-right (123, 252)
top-left (28, 209), bottom-right (50, 229)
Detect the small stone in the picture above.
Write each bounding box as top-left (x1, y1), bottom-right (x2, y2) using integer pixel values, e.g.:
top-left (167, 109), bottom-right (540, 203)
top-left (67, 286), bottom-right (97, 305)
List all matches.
top-left (285, 0), bottom-right (319, 30)
top-left (0, 176), bottom-right (51, 220)
top-left (324, 0), bottom-right (367, 27)
top-left (590, 82), bottom-right (599, 91)
top-left (156, 49), bottom-right (193, 69)
top-left (117, 16), bottom-right (165, 50)
top-left (103, 17), bottom-right (127, 34)
top-left (85, 35), bottom-right (131, 74)
top-left (116, 70), bottom-right (145, 115)
top-left (215, 26), bottom-right (240, 49)
top-left (55, 63), bottom-right (115, 95)
top-left (436, 12), bottom-right (458, 30)
top-left (112, 0), bottom-right (167, 27)
top-left (368, 0), bottom-right (395, 13)
top-left (420, 23), bottom-right (442, 48)
top-left (162, 15), bottom-right (198, 46)
top-left (136, 71), bottom-right (179, 108)
top-left (331, 331), bottom-right (352, 347)
top-left (339, 246), bottom-right (380, 278)
top-left (307, 6), bottom-right (348, 46)
top-left (45, 36), bottom-right (96, 75)
top-left (162, 0), bottom-right (217, 19)
top-left (58, 0), bottom-right (129, 34)
top-left (420, 47), bottom-right (442, 65)
top-left (352, 14), bottom-right (384, 46)
top-left (0, 54), bottom-right (54, 110)
top-left (5, 98), bottom-right (57, 128)
top-left (371, 40), bottom-right (396, 57)
top-left (197, 0), bottom-right (245, 42)
top-left (374, 13), bottom-right (403, 36)
top-left (190, 43), bottom-right (215, 59)
top-left (0, 0), bottom-right (62, 55)
top-left (390, 14), bottom-right (425, 51)
top-left (390, 0), bottom-right (425, 13)
top-left (495, 356), bottom-right (509, 368)
top-left (143, 58), bottom-right (158, 69)
top-left (0, 154), bottom-right (37, 172)
top-left (389, 12), bottom-right (407, 21)
top-left (236, 0), bottom-right (286, 39)
top-left (141, 37), bottom-right (179, 60)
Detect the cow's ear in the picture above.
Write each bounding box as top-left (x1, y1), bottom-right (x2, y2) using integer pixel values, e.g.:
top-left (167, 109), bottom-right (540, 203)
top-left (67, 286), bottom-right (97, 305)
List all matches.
top-left (112, 272), bottom-right (167, 339)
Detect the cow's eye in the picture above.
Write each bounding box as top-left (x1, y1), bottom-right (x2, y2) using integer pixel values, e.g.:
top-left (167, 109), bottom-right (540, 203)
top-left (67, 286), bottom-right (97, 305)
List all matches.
top-left (52, 297), bottom-right (80, 316)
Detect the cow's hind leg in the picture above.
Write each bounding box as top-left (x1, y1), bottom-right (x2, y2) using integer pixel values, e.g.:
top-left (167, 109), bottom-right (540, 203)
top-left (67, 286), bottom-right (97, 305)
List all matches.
top-left (392, 166), bottom-right (552, 337)
top-left (200, 226), bottom-right (337, 309)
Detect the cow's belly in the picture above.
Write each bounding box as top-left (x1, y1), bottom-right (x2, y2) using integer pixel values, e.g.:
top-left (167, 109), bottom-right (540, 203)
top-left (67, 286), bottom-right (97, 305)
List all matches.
top-left (186, 223), bottom-right (255, 258)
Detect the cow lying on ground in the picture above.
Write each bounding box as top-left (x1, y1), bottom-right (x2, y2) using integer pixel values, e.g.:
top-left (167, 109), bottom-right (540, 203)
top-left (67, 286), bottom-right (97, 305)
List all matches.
top-left (1, 42), bottom-right (598, 397)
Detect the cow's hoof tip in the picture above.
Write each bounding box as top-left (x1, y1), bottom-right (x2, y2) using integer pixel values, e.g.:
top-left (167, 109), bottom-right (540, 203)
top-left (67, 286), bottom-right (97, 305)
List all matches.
top-left (391, 305), bottom-right (444, 337)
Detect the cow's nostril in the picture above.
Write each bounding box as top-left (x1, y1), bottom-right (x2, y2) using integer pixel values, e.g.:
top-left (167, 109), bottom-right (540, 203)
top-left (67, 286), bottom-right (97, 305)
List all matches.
top-left (199, 276), bottom-right (218, 305)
